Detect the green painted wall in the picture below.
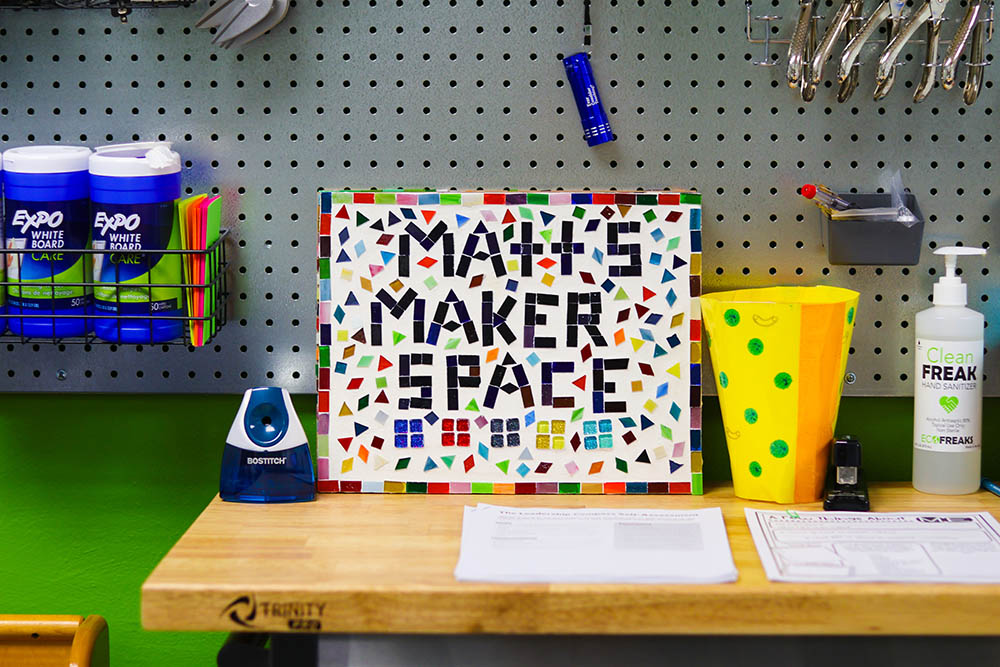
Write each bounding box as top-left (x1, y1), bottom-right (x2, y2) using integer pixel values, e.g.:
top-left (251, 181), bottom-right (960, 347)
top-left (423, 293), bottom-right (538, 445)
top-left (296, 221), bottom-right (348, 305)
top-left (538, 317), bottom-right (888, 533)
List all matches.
top-left (2, 393), bottom-right (999, 664)
top-left (0, 393), bottom-right (315, 666)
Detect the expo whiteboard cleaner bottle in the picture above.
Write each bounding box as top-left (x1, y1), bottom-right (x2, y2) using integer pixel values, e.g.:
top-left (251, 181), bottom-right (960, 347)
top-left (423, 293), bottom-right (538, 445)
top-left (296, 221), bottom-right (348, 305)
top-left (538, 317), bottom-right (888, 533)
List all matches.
top-left (90, 142), bottom-right (183, 343)
top-left (913, 246), bottom-right (987, 495)
top-left (3, 145), bottom-right (93, 338)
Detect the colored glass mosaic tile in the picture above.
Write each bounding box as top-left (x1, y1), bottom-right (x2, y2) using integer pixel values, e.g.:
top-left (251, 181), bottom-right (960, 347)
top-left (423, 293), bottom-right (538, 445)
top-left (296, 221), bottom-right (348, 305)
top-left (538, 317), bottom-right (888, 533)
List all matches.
top-left (317, 190), bottom-right (702, 494)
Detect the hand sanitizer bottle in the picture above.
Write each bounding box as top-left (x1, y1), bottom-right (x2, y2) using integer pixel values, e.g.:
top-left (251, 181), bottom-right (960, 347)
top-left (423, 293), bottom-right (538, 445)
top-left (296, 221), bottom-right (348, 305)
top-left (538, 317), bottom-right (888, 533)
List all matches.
top-left (913, 246), bottom-right (987, 494)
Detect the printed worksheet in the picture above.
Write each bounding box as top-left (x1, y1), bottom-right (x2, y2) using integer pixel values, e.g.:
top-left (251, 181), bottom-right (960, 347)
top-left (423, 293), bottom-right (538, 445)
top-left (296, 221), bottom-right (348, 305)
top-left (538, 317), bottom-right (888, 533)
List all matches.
top-left (746, 508), bottom-right (1000, 583)
top-left (454, 504), bottom-right (738, 584)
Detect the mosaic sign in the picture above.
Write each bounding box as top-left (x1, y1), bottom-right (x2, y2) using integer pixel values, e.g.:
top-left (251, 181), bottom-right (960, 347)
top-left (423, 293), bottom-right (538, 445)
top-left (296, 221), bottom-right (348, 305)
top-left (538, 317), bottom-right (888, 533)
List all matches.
top-left (316, 191), bottom-right (703, 494)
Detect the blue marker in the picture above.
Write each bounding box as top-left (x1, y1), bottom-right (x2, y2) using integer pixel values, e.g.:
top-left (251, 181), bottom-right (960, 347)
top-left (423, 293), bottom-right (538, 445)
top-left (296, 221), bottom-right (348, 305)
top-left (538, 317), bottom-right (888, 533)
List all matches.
top-left (981, 477), bottom-right (1000, 498)
top-left (563, 52), bottom-right (614, 147)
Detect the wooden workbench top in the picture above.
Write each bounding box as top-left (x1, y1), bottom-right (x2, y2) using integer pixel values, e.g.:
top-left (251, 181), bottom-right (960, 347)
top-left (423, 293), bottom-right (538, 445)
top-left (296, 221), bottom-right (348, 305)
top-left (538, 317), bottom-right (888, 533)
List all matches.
top-left (142, 484), bottom-right (1000, 635)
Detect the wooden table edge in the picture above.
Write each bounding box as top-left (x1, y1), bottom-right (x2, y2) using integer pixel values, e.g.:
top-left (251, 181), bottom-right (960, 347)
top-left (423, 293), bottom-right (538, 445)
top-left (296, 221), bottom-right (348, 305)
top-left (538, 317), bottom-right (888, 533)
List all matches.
top-left (141, 484), bottom-right (1000, 635)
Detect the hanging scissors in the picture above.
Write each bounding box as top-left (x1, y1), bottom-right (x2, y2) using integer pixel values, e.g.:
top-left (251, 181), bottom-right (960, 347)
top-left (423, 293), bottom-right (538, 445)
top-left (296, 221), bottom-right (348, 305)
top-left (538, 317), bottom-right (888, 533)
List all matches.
top-left (876, 0), bottom-right (950, 101)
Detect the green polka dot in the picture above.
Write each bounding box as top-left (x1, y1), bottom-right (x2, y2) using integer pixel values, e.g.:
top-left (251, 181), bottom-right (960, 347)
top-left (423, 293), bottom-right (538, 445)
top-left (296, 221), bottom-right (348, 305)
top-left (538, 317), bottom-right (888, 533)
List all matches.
top-left (747, 338), bottom-right (764, 355)
top-left (770, 440), bottom-right (789, 458)
top-left (744, 408), bottom-right (758, 424)
top-left (724, 308), bottom-right (740, 327)
top-left (774, 372), bottom-right (793, 389)
top-left (719, 372), bottom-right (729, 389)
top-left (847, 306), bottom-right (855, 324)
top-left (749, 461), bottom-right (763, 477)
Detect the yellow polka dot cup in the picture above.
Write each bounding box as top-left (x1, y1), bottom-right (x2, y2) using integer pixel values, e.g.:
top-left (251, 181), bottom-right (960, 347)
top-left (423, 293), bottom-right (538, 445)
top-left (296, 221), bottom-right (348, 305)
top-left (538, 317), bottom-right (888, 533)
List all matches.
top-left (701, 286), bottom-right (859, 503)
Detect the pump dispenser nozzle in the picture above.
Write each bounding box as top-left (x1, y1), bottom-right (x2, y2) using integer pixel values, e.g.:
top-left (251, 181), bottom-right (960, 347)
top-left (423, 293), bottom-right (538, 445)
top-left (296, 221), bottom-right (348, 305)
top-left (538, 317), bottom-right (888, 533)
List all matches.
top-left (933, 246), bottom-right (987, 307)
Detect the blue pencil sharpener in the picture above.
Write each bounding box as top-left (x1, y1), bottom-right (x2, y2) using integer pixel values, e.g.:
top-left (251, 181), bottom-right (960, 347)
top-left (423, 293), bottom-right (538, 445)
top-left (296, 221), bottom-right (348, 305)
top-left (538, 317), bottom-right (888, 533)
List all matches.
top-left (220, 387), bottom-right (316, 503)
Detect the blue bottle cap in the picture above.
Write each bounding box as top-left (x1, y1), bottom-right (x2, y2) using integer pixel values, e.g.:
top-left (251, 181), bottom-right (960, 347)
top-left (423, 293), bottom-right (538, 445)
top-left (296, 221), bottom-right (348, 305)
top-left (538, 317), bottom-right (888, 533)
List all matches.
top-left (562, 52), bottom-right (615, 147)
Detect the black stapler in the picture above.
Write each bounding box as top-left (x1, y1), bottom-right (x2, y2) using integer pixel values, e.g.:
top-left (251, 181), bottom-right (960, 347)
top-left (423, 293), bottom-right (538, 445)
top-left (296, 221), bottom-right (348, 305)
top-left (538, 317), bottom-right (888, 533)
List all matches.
top-left (823, 435), bottom-right (870, 511)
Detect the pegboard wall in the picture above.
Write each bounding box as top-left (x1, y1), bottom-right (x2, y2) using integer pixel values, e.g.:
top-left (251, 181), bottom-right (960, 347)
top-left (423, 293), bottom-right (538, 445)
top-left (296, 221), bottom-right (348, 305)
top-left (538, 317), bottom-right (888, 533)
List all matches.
top-left (0, 0), bottom-right (996, 394)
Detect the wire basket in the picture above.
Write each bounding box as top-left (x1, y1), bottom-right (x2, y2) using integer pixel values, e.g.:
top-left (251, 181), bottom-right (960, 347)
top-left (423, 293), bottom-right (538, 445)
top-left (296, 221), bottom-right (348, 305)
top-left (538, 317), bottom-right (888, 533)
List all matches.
top-left (0, 0), bottom-right (195, 22)
top-left (1, 229), bottom-right (228, 346)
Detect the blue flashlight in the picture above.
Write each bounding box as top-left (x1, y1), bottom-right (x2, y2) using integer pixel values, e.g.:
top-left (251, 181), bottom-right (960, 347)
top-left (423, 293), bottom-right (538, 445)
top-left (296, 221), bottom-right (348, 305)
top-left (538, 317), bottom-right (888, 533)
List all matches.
top-left (562, 52), bottom-right (615, 147)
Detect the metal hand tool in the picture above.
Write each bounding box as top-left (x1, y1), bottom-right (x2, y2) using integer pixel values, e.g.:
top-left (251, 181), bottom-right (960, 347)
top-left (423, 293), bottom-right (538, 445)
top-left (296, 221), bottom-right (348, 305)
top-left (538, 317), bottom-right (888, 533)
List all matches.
top-left (839, 0), bottom-right (906, 98)
top-left (222, 0), bottom-right (289, 48)
top-left (941, 0), bottom-right (985, 88)
top-left (872, 8), bottom-right (906, 99)
top-left (876, 0), bottom-right (949, 98)
top-left (196, 0), bottom-right (286, 47)
top-left (962, 4), bottom-right (991, 104)
top-left (213, 0), bottom-right (274, 45)
top-left (801, 13), bottom-right (819, 100)
top-left (808, 0), bottom-right (863, 88)
top-left (913, 0), bottom-right (949, 102)
top-left (837, 0), bottom-right (864, 101)
top-left (787, 0), bottom-right (818, 88)
top-left (196, 0), bottom-right (245, 29)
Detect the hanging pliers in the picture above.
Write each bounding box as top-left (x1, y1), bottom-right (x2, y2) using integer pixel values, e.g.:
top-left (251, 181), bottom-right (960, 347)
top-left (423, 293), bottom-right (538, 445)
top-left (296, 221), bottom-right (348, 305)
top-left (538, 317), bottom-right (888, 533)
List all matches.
top-left (839, 0), bottom-right (907, 99)
top-left (787, 0), bottom-right (818, 95)
top-left (805, 0), bottom-right (864, 99)
top-left (876, 0), bottom-right (950, 102)
top-left (836, 0), bottom-right (866, 101)
top-left (941, 0), bottom-right (991, 104)
top-left (962, 2), bottom-right (991, 104)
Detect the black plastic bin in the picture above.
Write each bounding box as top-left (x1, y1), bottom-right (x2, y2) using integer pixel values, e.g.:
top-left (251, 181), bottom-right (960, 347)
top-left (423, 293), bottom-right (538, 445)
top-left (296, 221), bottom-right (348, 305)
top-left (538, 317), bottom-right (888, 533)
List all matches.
top-left (822, 192), bottom-right (924, 266)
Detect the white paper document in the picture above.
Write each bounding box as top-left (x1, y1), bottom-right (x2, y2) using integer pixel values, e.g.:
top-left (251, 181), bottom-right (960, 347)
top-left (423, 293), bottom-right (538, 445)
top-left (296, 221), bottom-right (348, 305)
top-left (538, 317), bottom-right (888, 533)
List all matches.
top-left (746, 508), bottom-right (1000, 583)
top-left (454, 504), bottom-right (738, 584)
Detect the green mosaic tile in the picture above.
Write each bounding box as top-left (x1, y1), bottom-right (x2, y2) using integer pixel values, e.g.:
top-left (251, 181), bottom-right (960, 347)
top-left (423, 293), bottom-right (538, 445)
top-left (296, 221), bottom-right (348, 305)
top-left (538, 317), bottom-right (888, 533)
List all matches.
top-left (471, 482), bottom-right (494, 494)
top-left (526, 193), bottom-right (548, 205)
top-left (558, 483), bottom-right (580, 494)
top-left (374, 193), bottom-right (397, 204)
top-left (405, 481), bottom-right (427, 493)
top-left (679, 192), bottom-right (702, 205)
top-left (439, 193), bottom-right (462, 205)
top-left (691, 472), bottom-right (703, 495)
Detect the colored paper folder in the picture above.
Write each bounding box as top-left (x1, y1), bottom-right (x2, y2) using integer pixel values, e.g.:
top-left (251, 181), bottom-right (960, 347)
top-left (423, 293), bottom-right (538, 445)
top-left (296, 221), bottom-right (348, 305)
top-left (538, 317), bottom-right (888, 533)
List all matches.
top-left (177, 194), bottom-right (222, 347)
